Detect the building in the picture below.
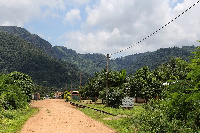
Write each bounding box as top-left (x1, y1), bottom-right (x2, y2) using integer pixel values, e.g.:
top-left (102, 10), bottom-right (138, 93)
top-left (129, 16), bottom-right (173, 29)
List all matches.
top-left (54, 91), bottom-right (63, 99)
top-left (32, 93), bottom-right (40, 100)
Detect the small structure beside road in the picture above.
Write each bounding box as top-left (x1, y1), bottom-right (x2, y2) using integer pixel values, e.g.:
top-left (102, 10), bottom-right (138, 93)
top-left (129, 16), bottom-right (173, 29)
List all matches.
top-left (54, 91), bottom-right (63, 99)
top-left (32, 93), bottom-right (40, 100)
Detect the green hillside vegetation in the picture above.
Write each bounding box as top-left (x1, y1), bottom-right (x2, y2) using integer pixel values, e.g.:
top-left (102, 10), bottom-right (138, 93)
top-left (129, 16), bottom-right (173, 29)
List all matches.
top-left (0, 26), bottom-right (109, 76)
top-left (51, 45), bottom-right (196, 76)
top-left (0, 26), bottom-right (199, 132)
top-left (51, 46), bottom-right (108, 75)
top-left (0, 31), bottom-right (88, 88)
top-left (0, 26), bottom-right (52, 55)
top-left (0, 71), bottom-right (38, 132)
top-left (112, 46), bottom-right (196, 74)
top-left (0, 26), bottom-right (197, 89)
top-left (79, 45), bottom-right (200, 132)
top-left (0, 26), bottom-right (196, 77)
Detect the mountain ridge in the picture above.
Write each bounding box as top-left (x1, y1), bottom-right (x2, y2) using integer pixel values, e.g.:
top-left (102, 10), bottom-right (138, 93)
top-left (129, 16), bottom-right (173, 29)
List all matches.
top-left (0, 29), bottom-right (89, 88)
top-left (0, 26), bottom-right (197, 84)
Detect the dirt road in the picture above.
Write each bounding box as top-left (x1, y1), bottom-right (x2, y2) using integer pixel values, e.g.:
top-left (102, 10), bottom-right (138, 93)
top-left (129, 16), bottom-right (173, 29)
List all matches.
top-left (21, 99), bottom-right (116, 133)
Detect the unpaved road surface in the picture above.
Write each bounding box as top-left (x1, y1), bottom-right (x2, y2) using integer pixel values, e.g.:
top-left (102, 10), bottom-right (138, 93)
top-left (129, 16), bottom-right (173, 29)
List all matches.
top-left (21, 99), bottom-right (116, 133)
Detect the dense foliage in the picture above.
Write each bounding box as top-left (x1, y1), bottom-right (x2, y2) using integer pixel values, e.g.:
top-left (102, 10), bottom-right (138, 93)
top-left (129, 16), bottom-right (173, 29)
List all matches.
top-left (128, 66), bottom-right (163, 103)
top-left (63, 91), bottom-right (72, 102)
top-left (80, 45), bottom-right (200, 132)
top-left (51, 46), bottom-right (108, 76)
top-left (52, 45), bottom-right (196, 76)
top-left (111, 46), bottom-right (195, 74)
top-left (0, 30), bottom-right (89, 88)
top-left (80, 69), bottom-right (127, 108)
top-left (0, 26), bottom-right (199, 132)
top-left (0, 106), bottom-right (38, 133)
top-left (0, 71), bottom-right (39, 132)
top-left (0, 71), bottom-right (34, 109)
top-left (132, 46), bottom-right (200, 132)
top-left (0, 26), bottom-right (52, 55)
top-left (0, 26), bottom-right (196, 88)
top-left (81, 57), bottom-right (192, 108)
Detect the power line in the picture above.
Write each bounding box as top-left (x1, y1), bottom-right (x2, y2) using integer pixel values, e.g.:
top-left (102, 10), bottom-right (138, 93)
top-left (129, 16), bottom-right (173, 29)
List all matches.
top-left (110, 0), bottom-right (200, 57)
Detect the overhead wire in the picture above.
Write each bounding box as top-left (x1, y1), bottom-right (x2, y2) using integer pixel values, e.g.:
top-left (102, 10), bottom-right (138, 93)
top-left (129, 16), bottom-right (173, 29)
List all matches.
top-left (59, 0), bottom-right (200, 75)
top-left (109, 0), bottom-right (200, 58)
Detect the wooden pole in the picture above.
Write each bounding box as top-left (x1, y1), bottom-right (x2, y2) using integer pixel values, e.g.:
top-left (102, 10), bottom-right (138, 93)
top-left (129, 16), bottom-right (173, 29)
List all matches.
top-left (106, 54), bottom-right (109, 106)
top-left (71, 81), bottom-right (72, 91)
top-left (80, 73), bottom-right (82, 102)
top-left (80, 73), bottom-right (82, 90)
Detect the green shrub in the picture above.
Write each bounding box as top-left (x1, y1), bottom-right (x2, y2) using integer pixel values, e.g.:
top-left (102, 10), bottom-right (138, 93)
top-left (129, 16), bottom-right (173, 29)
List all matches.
top-left (133, 94), bottom-right (200, 132)
top-left (108, 87), bottom-right (126, 108)
top-left (6, 71), bottom-right (34, 102)
top-left (0, 71), bottom-right (33, 110)
top-left (0, 107), bottom-right (38, 133)
top-left (64, 91), bottom-right (71, 102)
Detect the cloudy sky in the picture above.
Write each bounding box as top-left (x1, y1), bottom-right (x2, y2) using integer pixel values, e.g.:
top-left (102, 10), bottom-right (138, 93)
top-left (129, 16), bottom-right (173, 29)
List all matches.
top-left (1, 0), bottom-right (200, 58)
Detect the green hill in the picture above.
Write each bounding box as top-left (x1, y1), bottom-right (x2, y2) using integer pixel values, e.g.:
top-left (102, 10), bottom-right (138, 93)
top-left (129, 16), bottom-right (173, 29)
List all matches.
top-left (0, 31), bottom-right (88, 88)
top-left (0, 26), bottom-right (109, 76)
top-left (0, 26), bottom-right (197, 81)
top-left (51, 45), bottom-right (196, 75)
top-left (0, 26), bottom-right (52, 54)
top-left (51, 46), bottom-right (108, 75)
top-left (112, 46), bottom-right (196, 74)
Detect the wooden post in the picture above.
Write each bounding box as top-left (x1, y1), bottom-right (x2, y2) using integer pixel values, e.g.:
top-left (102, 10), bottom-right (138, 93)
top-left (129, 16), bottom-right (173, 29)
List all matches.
top-left (106, 54), bottom-right (109, 106)
top-left (66, 83), bottom-right (68, 91)
top-left (80, 73), bottom-right (82, 102)
top-left (71, 81), bottom-right (72, 91)
top-left (80, 73), bottom-right (82, 90)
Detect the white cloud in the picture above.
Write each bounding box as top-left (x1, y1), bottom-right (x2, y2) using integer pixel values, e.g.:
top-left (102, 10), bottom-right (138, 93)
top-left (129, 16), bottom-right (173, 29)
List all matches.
top-left (0, 0), bottom-right (199, 58)
top-left (0, 0), bottom-right (39, 26)
top-left (73, 0), bottom-right (90, 4)
top-left (63, 9), bottom-right (81, 24)
top-left (61, 27), bottom-right (135, 55)
top-left (61, 0), bottom-right (200, 58)
top-left (0, 0), bottom-right (66, 26)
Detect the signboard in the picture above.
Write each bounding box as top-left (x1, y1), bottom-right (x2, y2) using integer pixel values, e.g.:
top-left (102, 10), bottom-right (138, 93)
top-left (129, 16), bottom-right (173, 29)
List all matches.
top-left (121, 97), bottom-right (134, 108)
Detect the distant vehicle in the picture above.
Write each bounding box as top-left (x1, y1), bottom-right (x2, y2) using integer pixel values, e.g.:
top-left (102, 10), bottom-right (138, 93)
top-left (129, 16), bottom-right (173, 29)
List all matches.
top-left (71, 91), bottom-right (80, 101)
top-left (71, 91), bottom-right (79, 95)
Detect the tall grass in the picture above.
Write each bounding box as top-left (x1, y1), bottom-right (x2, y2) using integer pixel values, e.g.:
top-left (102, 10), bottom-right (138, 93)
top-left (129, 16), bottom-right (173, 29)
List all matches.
top-left (77, 103), bottom-right (144, 133)
top-left (0, 106), bottom-right (38, 133)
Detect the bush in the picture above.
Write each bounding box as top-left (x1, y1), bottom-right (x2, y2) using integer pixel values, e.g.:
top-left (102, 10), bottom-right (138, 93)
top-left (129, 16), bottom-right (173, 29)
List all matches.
top-left (108, 87), bottom-right (126, 108)
top-left (64, 91), bottom-right (71, 102)
top-left (0, 72), bottom-right (33, 110)
top-left (0, 85), bottom-right (28, 110)
top-left (133, 94), bottom-right (200, 132)
top-left (6, 71), bottom-right (34, 102)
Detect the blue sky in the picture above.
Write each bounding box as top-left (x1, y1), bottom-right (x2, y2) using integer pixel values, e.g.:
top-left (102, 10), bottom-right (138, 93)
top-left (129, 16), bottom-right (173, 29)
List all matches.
top-left (1, 0), bottom-right (200, 58)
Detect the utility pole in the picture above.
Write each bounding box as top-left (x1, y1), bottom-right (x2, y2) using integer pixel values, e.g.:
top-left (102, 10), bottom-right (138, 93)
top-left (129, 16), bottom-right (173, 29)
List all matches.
top-left (80, 73), bottom-right (82, 90)
top-left (71, 81), bottom-right (72, 91)
top-left (80, 72), bottom-right (82, 102)
top-left (106, 54), bottom-right (109, 106)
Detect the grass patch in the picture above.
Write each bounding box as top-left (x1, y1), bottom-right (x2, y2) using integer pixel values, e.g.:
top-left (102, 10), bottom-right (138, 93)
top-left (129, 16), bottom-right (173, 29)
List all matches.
top-left (0, 106), bottom-right (38, 133)
top-left (77, 103), bottom-right (144, 133)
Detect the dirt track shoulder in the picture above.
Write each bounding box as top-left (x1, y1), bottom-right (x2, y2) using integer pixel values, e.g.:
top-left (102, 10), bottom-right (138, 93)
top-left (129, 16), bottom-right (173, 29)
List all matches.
top-left (21, 99), bottom-right (116, 133)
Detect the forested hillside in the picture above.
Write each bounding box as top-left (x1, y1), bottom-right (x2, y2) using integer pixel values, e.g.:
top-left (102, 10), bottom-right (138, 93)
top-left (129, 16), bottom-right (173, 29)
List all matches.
top-left (0, 26), bottom-right (109, 75)
top-left (0, 26), bottom-right (52, 55)
top-left (0, 31), bottom-right (88, 88)
top-left (51, 46), bottom-right (110, 75)
top-left (51, 45), bottom-right (196, 75)
top-left (0, 26), bottom-right (197, 87)
top-left (113, 45), bottom-right (196, 74)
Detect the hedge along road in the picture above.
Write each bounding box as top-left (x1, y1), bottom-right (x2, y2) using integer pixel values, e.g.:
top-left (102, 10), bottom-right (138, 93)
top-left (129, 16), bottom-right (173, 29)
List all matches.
top-left (21, 99), bottom-right (117, 133)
